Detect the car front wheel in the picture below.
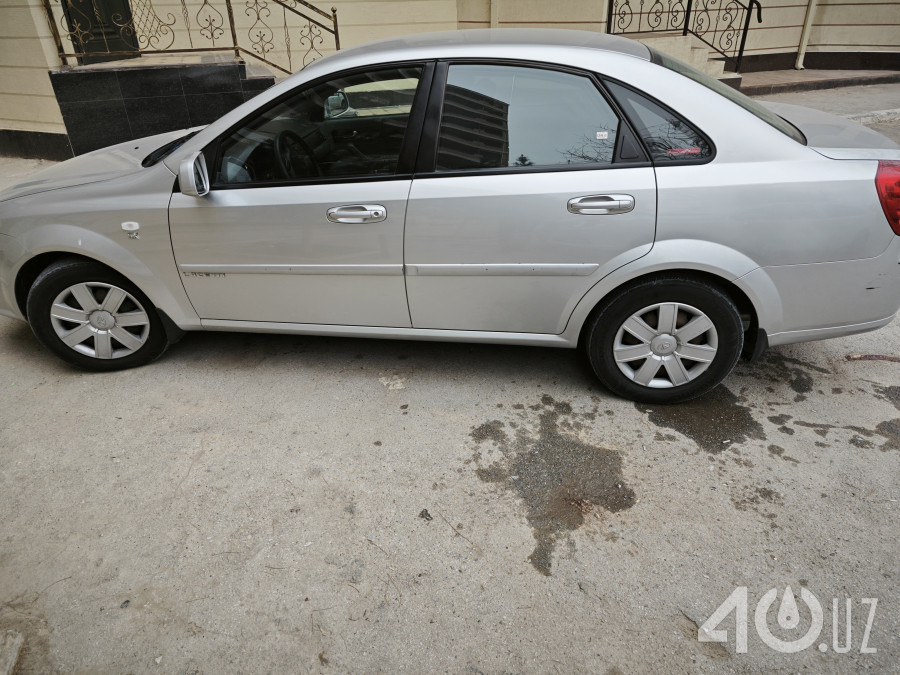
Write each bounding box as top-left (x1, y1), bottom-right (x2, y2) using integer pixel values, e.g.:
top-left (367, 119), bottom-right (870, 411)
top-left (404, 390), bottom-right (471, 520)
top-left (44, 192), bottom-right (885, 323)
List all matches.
top-left (26, 259), bottom-right (168, 371)
top-left (585, 277), bottom-right (744, 403)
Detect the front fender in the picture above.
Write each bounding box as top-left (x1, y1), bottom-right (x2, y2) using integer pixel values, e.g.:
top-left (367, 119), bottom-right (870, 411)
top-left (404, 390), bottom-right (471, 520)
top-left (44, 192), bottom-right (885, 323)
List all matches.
top-left (561, 239), bottom-right (782, 342)
top-left (13, 224), bottom-right (200, 328)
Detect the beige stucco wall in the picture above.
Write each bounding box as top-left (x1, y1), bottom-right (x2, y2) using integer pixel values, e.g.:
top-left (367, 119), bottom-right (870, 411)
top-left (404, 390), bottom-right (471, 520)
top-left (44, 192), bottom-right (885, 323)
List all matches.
top-left (0, 0), bottom-right (67, 134)
top-left (458, 0), bottom-right (609, 31)
top-left (807, 0), bottom-right (900, 53)
top-left (735, 0), bottom-right (900, 57)
top-left (460, 0), bottom-right (900, 58)
top-left (141, 0), bottom-right (459, 73)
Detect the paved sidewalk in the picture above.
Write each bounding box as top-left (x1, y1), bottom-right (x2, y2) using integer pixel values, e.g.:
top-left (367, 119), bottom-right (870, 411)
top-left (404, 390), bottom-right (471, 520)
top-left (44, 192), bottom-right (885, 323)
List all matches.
top-left (740, 68), bottom-right (900, 95)
top-left (752, 82), bottom-right (900, 143)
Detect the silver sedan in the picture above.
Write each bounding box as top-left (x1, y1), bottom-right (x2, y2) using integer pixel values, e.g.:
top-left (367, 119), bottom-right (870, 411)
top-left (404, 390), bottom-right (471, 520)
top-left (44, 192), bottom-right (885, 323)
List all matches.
top-left (2, 29), bottom-right (899, 403)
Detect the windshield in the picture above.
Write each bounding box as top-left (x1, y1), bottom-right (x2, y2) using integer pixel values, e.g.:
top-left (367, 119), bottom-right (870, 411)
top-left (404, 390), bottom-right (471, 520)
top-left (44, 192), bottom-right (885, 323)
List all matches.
top-left (649, 48), bottom-right (806, 145)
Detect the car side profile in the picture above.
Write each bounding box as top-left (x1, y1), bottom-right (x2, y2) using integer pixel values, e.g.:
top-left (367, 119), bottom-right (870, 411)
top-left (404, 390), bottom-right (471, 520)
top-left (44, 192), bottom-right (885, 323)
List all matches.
top-left (1, 29), bottom-right (899, 403)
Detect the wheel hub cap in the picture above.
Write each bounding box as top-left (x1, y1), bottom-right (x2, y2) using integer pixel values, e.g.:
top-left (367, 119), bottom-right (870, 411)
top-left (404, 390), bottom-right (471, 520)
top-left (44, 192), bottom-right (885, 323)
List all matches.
top-left (612, 301), bottom-right (719, 389)
top-left (89, 310), bottom-right (115, 330)
top-left (650, 333), bottom-right (677, 356)
top-left (49, 282), bottom-right (151, 360)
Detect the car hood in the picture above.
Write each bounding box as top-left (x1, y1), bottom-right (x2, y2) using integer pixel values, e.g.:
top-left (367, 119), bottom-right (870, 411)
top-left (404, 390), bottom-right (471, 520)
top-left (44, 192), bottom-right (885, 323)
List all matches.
top-left (760, 101), bottom-right (900, 160)
top-left (0, 129), bottom-right (189, 203)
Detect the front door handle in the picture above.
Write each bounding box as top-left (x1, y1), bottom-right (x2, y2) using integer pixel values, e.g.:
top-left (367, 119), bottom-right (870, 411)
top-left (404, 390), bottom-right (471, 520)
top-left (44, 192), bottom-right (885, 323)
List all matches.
top-left (567, 194), bottom-right (635, 215)
top-left (326, 204), bottom-right (387, 224)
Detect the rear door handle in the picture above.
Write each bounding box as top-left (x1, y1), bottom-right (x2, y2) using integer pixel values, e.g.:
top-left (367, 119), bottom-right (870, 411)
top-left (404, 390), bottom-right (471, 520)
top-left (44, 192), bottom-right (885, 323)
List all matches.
top-left (326, 204), bottom-right (387, 223)
top-left (567, 194), bottom-right (635, 215)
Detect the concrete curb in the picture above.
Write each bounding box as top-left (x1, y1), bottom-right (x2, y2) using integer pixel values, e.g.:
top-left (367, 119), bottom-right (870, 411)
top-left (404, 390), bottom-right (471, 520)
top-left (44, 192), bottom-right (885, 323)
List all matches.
top-left (740, 72), bottom-right (900, 97)
top-left (847, 108), bottom-right (900, 125)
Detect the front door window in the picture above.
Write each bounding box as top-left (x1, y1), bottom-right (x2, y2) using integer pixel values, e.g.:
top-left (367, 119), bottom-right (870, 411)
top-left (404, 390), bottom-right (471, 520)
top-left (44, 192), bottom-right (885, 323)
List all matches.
top-left (213, 66), bottom-right (423, 185)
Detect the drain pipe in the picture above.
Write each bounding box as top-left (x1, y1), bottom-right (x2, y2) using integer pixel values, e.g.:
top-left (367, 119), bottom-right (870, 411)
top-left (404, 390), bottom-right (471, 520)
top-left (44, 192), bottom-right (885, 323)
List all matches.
top-left (795, 0), bottom-right (819, 69)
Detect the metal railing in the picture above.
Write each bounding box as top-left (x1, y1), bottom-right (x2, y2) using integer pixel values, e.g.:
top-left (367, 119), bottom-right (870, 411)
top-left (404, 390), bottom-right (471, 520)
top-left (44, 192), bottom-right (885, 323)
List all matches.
top-left (41, 0), bottom-right (340, 74)
top-left (606, 0), bottom-right (762, 72)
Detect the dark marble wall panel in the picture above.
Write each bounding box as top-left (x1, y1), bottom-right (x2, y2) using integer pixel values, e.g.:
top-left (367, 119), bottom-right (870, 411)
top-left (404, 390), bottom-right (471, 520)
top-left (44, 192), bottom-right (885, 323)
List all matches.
top-left (46, 62), bottom-right (274, 156)
top-left (125, 95), bottom-right (192, 138)
top-left (186, 91), bottom-right (246, 126)
top-left (57, 99), bottom-right (132, 155)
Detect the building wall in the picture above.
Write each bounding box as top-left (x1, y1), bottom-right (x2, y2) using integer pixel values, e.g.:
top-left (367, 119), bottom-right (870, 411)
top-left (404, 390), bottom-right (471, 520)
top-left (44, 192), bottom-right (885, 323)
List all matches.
top-left (807, 0), bottom-right (900, 53)
top-left (73, 0), bottom-right (460, 75)
top-left (459, 0), bottom-right (899, 59)
top-left (0, 0), bottom-right (67, 135)
top-left (458, 0), bottom-right (610, 32)
top-left (1, 0), bottom-right (897, 158)
top-left (736, 0), bottom-right (900, 59)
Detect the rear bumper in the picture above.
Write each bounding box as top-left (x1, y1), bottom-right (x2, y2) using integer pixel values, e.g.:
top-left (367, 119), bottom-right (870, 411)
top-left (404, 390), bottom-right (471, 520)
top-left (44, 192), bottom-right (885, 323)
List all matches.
top-left (741, 235), bottom-right (900, 346)
top-left (767, 314), bottom-right (896, 347)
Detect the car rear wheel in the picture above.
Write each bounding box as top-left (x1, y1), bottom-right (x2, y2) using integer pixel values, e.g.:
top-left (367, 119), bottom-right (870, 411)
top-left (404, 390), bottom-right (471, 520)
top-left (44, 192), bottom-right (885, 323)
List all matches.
top-left (26, 259), bottom-right (168, 371)
top-left (585, 277), bottom-right (744, 403)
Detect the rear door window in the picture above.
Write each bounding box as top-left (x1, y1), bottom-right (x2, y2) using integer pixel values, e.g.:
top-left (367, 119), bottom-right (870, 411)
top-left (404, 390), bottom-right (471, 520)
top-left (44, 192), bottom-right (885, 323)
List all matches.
top-left (435, 64), bottom-right (623, 171)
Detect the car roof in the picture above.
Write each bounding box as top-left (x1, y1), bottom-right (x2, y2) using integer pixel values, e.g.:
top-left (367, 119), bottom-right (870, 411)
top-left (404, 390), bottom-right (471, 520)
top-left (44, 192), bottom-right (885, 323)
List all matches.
top-left (317, 28), bottom-right (652, 66)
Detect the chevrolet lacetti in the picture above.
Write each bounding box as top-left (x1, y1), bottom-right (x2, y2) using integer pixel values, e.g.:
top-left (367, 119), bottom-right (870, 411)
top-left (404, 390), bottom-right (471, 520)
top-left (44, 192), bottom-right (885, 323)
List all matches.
top-left (1, 30), bottom-right (899, 403)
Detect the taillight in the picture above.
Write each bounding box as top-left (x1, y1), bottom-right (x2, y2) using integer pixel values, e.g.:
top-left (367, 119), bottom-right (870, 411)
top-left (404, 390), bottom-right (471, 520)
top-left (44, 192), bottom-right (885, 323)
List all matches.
top-left (875, 160), bottom-right (900, 235)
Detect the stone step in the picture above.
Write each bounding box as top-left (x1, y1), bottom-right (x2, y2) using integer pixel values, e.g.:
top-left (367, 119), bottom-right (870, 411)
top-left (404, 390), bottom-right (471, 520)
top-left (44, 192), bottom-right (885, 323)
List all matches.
top-left (632, 33), bottom-right (694, 63)
top-left (692, 46), bottom-right (726, 78)
top-left (629, 33), bottom-right (733, 81)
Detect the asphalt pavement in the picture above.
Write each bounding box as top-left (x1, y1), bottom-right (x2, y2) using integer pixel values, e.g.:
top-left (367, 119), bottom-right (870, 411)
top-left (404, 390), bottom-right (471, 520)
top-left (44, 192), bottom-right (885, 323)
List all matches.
top-left (0, 82), bottom-right (898, 673)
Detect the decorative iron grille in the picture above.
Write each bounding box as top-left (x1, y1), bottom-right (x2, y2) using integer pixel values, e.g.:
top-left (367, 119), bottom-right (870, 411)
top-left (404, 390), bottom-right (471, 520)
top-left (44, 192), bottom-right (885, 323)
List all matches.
top-left (41, 0), bottom-right (340, 74)
top-left (606, 0), bottom-right (762, 72)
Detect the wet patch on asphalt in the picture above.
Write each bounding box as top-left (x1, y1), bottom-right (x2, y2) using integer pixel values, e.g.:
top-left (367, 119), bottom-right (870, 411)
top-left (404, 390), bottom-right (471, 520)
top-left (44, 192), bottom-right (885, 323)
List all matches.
top-left (875, 385), bottom-right (900, 411)
top-left (634, 386), bottom-right (766, 454)
top-left (739, 352), bottom-right (833, 402)
top-left (469, 394), bottom-right (635, 576)
top-left (767, 444), bottom-right (800, 464)
top-left (731, 485), bottom-right (784, 527)
top-left (768, 413), bottom-right (796, 436)
top-left (792, 419), bottom-right (899, 452)
top-left (872, 419), bottom-right (900, 451)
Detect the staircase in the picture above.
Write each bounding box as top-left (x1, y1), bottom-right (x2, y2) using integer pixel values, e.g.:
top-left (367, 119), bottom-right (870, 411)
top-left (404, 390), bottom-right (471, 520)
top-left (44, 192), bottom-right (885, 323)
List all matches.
top-left (628, 33), bottom-right (743, 88)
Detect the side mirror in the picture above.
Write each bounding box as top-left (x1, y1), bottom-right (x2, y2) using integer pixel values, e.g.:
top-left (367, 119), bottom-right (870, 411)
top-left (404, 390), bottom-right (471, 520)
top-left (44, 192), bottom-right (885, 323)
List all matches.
top-left (179, 151), bottom-right (210, 197)
top-left (324, 91), bottom-right (350, 119)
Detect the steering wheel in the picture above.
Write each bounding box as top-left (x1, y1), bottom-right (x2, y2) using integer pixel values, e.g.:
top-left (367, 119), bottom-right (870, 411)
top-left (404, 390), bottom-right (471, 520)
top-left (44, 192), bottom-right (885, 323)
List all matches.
top-left (274, 130), bottom-right (321, 178)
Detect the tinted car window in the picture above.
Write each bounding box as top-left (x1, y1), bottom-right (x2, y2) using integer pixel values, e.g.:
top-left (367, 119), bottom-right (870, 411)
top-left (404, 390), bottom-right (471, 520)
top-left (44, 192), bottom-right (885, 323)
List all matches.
top-left (214, 66), bottom-right (422, 185)
top-left (436, 65), bottom-right (621, 171)
top-left (605, 81), bottom-right (712, 163)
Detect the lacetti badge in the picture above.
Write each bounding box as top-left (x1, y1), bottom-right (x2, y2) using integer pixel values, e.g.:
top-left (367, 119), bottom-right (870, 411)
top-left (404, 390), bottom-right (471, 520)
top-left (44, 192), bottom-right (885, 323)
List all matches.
top-left (698, 586), bottom-right (878, 654)
top-left (182, 272), bottom-right (226, 278)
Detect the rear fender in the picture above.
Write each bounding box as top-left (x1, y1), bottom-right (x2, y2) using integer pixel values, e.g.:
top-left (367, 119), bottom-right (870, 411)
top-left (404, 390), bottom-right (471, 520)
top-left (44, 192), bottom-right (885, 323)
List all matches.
top-left (561, 239), bottom-right (781, 342)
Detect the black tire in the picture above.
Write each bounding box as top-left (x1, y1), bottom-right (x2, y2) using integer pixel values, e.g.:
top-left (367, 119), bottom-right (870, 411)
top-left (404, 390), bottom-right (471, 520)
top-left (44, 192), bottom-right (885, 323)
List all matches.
top-left (584, 276), bottom-right (744, 404)
top-left (26, 258), bottom-right (169, 372)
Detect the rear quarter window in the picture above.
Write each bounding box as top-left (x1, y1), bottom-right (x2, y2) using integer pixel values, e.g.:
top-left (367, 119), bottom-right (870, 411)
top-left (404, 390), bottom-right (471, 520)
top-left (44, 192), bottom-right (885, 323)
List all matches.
top-left (605, 81), bottom-right (712, 163)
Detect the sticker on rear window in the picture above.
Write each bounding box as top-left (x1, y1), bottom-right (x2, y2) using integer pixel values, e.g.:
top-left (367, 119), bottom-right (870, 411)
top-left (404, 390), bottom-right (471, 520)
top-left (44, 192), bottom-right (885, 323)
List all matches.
top-left (666, 147), bottom-right (702, 157)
